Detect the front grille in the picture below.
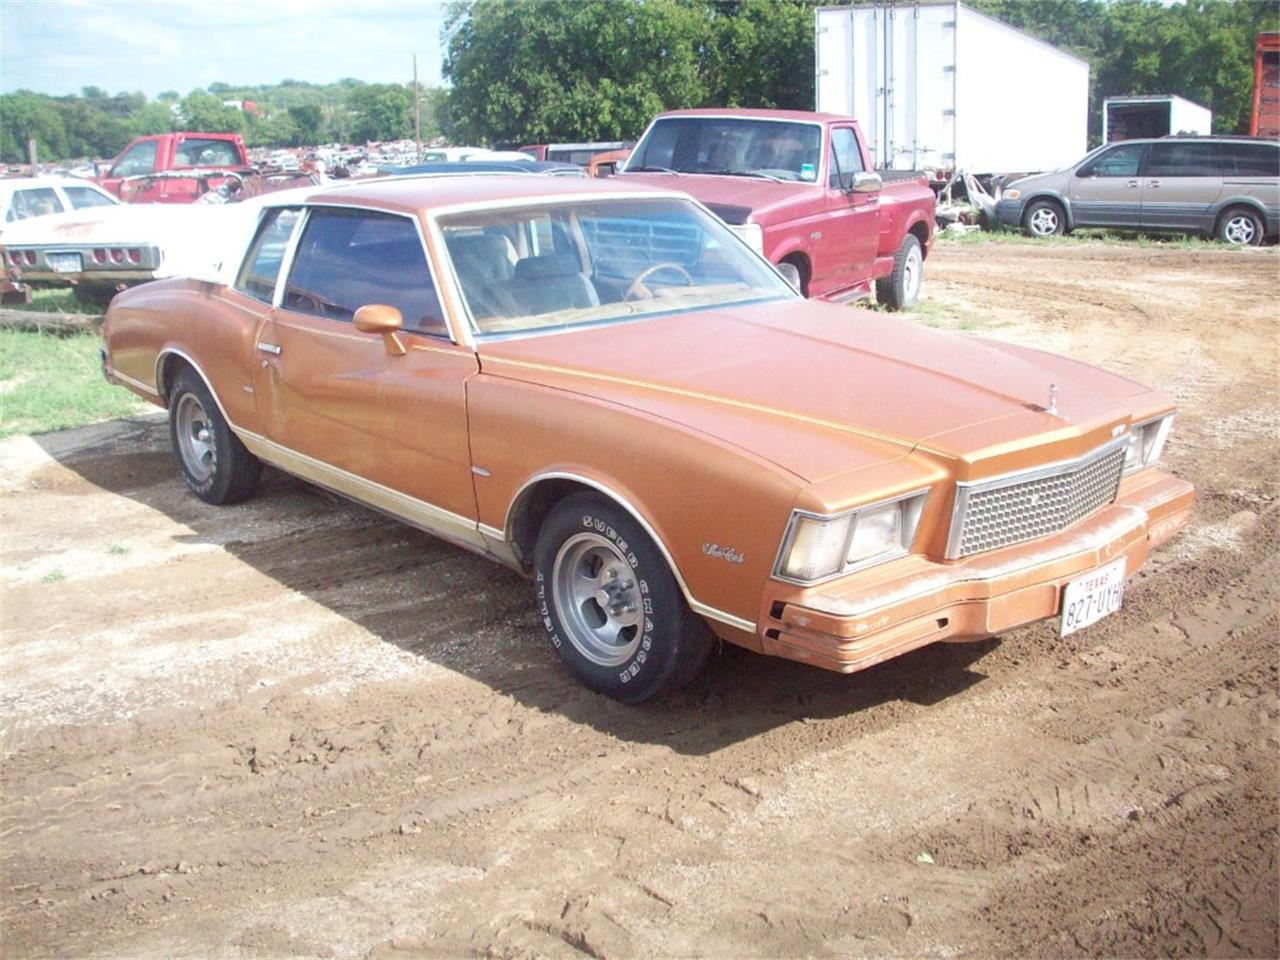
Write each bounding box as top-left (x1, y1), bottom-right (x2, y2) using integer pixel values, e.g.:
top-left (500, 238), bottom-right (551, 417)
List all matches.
top-left (947, 441), bottom-right (1126, 558)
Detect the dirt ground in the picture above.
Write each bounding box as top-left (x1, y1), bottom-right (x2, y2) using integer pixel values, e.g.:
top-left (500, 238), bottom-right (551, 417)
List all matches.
top-left (2, 239), bottom-right (1277, 958)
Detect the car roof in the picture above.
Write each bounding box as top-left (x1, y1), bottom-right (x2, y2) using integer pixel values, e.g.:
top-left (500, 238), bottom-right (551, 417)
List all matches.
top-left (287, 173), bottom-right (677, 214)
top-left (655, 108), bottom-right (850, 125)
top-left (0, 176), bottom-right (111, 193)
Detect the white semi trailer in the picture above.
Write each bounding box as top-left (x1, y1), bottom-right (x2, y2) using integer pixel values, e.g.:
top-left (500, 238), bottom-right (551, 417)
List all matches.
top-left (815, 2), bottom-right (1089, 177)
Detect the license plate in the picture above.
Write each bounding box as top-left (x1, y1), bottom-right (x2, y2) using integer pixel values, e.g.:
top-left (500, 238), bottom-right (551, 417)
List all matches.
top-left (1060, 557), bottom-right (1127, 637)
top-left (47, 252), bottom-right (82, 273)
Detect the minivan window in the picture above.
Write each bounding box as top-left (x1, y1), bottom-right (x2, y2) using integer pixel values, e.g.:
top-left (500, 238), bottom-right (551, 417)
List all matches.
top-left (235, 207), bottom-right (300, 303)
top-left (1084, 143), bottom-right (1144, 177)
top-left (1222, 142), bottom-right (1280, 177)
top-left (1146, 142), bottom-right (1227, 177)
top-left (283, 208), bottom-right (446, 337)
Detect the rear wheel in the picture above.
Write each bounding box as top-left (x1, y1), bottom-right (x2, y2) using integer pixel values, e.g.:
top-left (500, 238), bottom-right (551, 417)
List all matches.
top-left (167, 368), bottom-right (261, 504)
top-left (1023, 199), bottom-right (1066, 238)
top-left (1216, 206), bottom-right (1263, 246)
top-left (875, 233), bottom-right (923, 311)
top-left (534, 493), bottom-right (713, 702)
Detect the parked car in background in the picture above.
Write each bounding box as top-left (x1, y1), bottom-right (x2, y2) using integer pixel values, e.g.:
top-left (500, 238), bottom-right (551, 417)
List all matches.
top-left (1, 176), bottom-right (119, 222)
top-left (101, 176), bottom-right (1192, 702)
top-left (618, 109), bottom-right (936, 308)
top-left (420, 147), bottom-right (535, 163)
top-left (587, 148), bottom-right (631, 178)
top-left (996, 136), bottom-right (1280, 244)
top-left (95, 132), bottom-right (252, 203)
top-left (1, 180), bottom-right (319, 304)
top-left (519, 141), bottom-right (630, 165)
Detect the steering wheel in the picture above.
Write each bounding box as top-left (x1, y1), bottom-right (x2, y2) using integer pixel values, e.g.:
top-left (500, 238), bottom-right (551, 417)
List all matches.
top-left (624, 262), bottom-right (694, 301)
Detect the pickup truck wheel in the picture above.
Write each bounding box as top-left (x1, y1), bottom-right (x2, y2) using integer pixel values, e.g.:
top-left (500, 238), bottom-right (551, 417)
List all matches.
top-left (875, 234), bottom-right (923, 311)
top-left (534, 493), bottom-right (713, 703)
top-left (168, 369), bottom-right (261, 505)
top-left (1023, 199), bottom-right (1066, 238)
top-left (1216, 207), bottom-right (1263, 246)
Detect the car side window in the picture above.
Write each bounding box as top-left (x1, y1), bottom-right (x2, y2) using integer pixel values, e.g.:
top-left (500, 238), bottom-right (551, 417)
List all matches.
top-left (1146, 142), bottom-right (1226, 177)
top-left (828, 127), bottom-right (865, 188)
top-left (174, 138), bottom-right (241, 167)
top-left (6, 188), bottom-right (63, 221)
top-left (283, 208), bottom-right (447, 337)
top-left (1223, 142), bottom-right (1280, 177)
top-left (64, 186), bottom-right (116, 210)
top-left (110, 141), bottom-right (158, 177)
top-left (1083, 143), bottom-right (1144, 177)
top-left (235, 207), bottom-right (301, 303)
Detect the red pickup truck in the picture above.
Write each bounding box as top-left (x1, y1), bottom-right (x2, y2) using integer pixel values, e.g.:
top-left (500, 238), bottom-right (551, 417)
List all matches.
top-left (96, 132), bottom-right (252, 204)
top-left (618, 109), bottom-right (936, 309)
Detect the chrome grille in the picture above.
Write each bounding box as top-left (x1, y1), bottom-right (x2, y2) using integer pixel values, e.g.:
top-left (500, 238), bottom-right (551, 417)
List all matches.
top-left (947, 441), bottom-right (1126, 558)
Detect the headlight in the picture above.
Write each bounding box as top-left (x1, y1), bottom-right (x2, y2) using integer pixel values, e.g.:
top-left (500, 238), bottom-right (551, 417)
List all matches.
top-left (1123, 414), bottom-right (1174, 475)
top-left (775, 490), bottom-right (929, 584)
top-left (1003, 188), bottom-right (1022, 200)
top-left (730, 222), bottom-right (764, 254)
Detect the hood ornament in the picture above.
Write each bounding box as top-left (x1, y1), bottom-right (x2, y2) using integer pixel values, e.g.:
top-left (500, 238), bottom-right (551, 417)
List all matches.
top-left (1045, 383), bottom-right (1060, 417)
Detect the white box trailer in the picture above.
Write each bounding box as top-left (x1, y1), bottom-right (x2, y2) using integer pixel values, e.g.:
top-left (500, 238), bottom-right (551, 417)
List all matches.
top-left (1102, 95), bottom-right (1212, 143)
top-left (815, 2), bottom-right (1089, 176)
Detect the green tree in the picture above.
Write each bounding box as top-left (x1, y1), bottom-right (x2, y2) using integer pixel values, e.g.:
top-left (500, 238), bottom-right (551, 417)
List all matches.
top-left (0, 92), bottom-right (68, 163)
top-left (288, 104), bottom-right (324, 143)
top-left (705, 0), bottom-right (816, 110)
top-left (178, 90), bottom-right (247, 133)
top-left (347, 83), bottom-right (414, 142)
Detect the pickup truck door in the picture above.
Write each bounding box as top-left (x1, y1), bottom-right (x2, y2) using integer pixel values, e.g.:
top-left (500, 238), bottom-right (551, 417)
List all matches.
top-left (252, 206), bottom-right (480, 523)
top-left (1067, 142), bottom-right (1147, 228)
top-left (812, 126), bottom-right (879, 295)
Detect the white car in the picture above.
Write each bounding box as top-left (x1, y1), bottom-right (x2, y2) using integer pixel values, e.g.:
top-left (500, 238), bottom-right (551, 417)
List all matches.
top-left (0, 176), bottom-right (118, 223)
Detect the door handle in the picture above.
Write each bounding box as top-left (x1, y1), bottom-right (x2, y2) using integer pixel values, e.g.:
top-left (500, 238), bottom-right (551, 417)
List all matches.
top-left (257, 342), bottom-right (282, 355)
top-left (1126, 180), bottom-right (1140, 188)
top-left (1147, 180), bottom-right (1160, 188)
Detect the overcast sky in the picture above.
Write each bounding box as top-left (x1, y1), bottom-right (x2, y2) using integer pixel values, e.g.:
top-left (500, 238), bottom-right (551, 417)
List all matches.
top-left (1, 0), bottom-right (451, 97)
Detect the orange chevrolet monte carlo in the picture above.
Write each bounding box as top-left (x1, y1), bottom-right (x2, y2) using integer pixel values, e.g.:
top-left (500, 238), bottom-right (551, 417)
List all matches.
top-left (101, 176), bottom-right (1194, 702)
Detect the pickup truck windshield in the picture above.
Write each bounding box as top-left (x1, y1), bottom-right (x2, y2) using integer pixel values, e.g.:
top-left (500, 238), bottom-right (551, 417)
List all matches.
top-left (627, 118), bottom-right (823, 183)
top-left (439, 197), bottom-right (793, 336)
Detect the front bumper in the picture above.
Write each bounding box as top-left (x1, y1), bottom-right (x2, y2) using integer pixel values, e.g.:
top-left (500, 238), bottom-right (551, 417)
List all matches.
top-left (994, 198), bottom-right (1024, 228)
top-left (758, 468), bottom-right (1193, 673)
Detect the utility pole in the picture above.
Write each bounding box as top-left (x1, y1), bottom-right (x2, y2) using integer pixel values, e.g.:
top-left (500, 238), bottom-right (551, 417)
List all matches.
top-left (413, 54), bottom-right (422, 161)
top-left (27, 138), bottom-right (37, 173)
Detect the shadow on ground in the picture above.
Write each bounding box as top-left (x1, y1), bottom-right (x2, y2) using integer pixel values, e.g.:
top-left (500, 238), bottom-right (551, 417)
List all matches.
top-left (36, 416), bottom-right (999, 755)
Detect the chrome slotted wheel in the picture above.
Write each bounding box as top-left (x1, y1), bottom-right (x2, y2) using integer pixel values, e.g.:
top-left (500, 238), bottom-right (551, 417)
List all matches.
top-left (552, 532), bottom-right (644, 668)
top-left (175, 392), bottom-right (216, 483)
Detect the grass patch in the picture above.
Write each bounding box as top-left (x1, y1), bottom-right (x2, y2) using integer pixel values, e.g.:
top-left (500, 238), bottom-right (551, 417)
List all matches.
top-left (942, 226), bottom-right (1244, 250)
top-left (0, 329), bottom-right (147, 438)
top-left (20, 288), bottom-right (110, 314)
top-left (40, 570), bottom-right (65, 584)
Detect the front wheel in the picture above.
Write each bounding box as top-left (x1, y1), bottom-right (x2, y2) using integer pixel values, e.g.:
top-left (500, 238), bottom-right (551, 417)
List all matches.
top-left (1216, 207), bottom-right (1264, 246)
top-left (875, 234), bottom-right (923, 311)
top-left (168, 368), bottom-right (261, 504)
top-left (1023, 199), bottom-right (1066, 238)
top-left (534, 493), bottom-right (713, 702)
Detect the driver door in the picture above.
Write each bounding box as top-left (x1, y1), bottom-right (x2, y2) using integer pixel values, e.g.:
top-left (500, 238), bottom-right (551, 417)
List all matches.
top-left (1067, 142), bottom-right (1148, 228)
top-left (811, 126), bottom-right (878, 296)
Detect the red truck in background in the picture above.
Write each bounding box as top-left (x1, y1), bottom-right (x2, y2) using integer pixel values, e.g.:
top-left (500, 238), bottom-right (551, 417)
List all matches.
top-left (1253, 33), bottom-right (1280, 139)
top-left (96, 132), bottom-right (252, 204)
top-left (617, 109), bottom-right (935, 309)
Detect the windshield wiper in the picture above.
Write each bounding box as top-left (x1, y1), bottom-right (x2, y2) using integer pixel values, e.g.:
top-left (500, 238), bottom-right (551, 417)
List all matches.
top-left (706, 169), bottom-right (786, 183)
top-left (629, 165), bottom-right (679, 175)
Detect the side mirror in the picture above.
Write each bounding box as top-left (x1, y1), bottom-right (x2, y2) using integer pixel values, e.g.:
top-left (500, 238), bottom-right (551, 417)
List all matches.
top-left (1076, 166), bottom-right (1095, 178)
top-left (354, 303), bottom-right (406, 356)
top-left (850, 171), bottom-right (883, 194)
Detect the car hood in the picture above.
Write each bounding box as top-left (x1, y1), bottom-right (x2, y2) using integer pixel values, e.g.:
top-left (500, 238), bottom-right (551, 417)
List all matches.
top-left (616, 172), bottom-right (816, 221)
top-left (477, 298), bottom-right (1151, 484)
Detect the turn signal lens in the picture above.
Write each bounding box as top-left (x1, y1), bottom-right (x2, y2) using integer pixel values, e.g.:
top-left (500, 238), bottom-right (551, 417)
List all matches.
top-left (110, 248), bottom-right (125, 264)
top-left (126, 248), bottom-right (142, 263)
top-left (776, 491), bottom-right (929, 584)
top-left (92, 248), bottom-right (108, 264)
top-left (23, 250), bottom-right (37, 266)
top-left (780, 514), bottom-right (852, 582)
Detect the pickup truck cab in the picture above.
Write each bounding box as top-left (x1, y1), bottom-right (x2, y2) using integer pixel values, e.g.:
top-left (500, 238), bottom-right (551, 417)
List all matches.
top-left (618, 109), bottom-right (936, 308)
top-left (97, 132), bottom-right (252, 204)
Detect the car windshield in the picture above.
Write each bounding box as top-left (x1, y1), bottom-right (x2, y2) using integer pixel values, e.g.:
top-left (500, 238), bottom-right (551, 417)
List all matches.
top-left (627, 117), bottom-right (822, 183)
top-left (438, 196), bottom-right (794, 336)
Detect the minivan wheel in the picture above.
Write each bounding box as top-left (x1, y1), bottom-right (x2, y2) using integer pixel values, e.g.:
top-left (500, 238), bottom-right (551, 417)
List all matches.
top-left (1216, 207), bottom-right (1263, 246)
top-left (534, 493), bottom-right (713, 703)
top-left (1023, 199), bottom-right (1066, 238)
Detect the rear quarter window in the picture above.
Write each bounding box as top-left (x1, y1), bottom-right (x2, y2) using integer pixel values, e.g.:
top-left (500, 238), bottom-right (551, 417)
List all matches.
top-left (5, 188), bottom-right (64, 221)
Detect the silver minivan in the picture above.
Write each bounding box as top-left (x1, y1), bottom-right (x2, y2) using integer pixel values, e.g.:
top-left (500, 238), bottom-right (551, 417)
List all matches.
top-left (995, 137), bottom-right (1280, 245)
